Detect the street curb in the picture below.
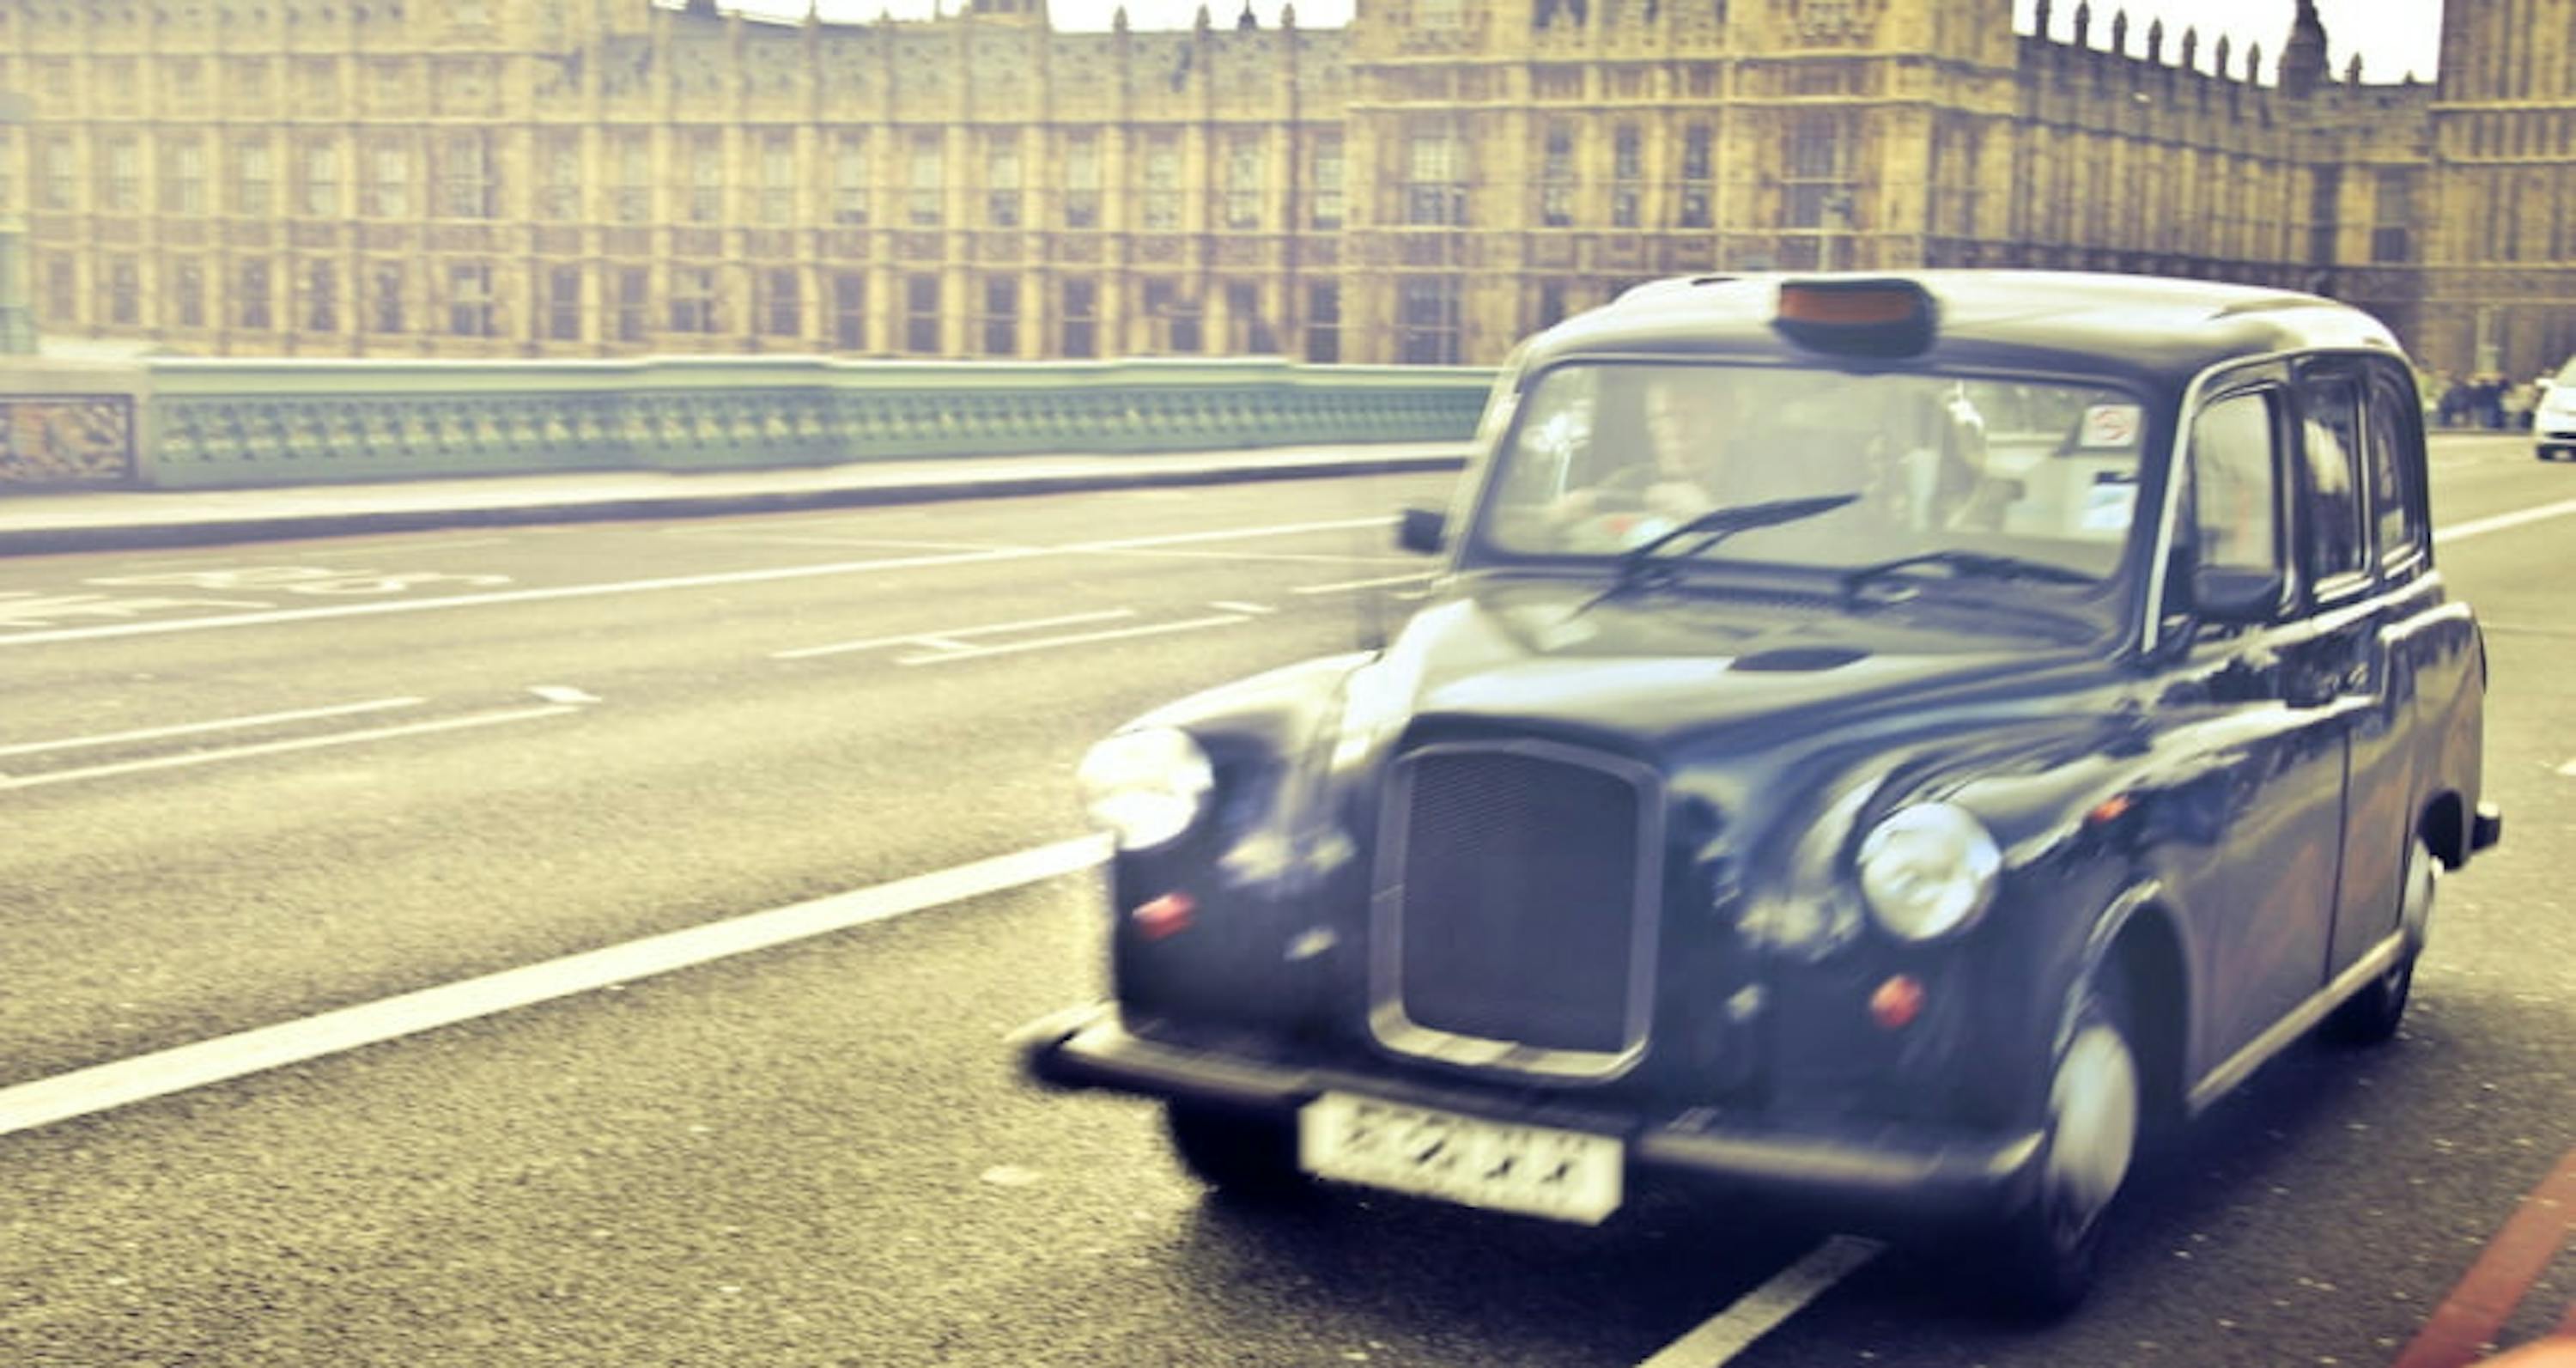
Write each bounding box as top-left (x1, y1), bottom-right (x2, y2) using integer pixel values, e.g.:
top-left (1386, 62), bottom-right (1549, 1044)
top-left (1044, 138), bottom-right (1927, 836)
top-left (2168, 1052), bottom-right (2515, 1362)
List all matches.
top-left (0, 451), bottom-right (1473, 556)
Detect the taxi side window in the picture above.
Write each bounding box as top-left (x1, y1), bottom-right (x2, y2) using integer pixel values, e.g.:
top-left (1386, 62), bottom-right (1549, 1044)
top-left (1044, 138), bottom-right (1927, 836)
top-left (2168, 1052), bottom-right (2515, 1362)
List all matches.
top-left (2365, 370), bottom-right (2428, 567)
top-left (2296, 376), bottom-right (2371, 585)
top-left (2187, 392), bottom-right (2282, 575)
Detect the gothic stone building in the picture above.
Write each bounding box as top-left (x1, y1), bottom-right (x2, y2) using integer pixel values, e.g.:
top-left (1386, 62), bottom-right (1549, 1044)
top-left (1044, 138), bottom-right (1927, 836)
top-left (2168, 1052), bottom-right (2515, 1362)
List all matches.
top-left (1, 0), bottom-right (2569, 374)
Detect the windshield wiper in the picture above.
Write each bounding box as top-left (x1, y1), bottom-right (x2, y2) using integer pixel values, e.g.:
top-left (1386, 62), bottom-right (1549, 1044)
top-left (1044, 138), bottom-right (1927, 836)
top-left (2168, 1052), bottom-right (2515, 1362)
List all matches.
top-left (1839, 550), bottom-right (2097, 602)
top-left (1574, 493), bottom-right (1860, 616)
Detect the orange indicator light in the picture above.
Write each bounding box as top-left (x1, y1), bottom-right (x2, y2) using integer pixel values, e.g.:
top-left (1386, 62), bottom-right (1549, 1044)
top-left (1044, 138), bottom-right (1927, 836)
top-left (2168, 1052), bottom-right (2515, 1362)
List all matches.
top-left (1132, 892), bottom-right (1197, 941)
top-left (2087, 793), bottom-right (2135, 826)
top-left (1869, 974), bottom-right (1926, 1031)
top-left (1777, 284), bottom-right (1923, 326)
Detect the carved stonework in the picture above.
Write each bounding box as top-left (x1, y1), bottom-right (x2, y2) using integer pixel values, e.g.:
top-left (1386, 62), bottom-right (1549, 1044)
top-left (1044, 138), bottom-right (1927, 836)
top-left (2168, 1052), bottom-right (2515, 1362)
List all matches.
top-left (0, 396), bottom-right (137, 487)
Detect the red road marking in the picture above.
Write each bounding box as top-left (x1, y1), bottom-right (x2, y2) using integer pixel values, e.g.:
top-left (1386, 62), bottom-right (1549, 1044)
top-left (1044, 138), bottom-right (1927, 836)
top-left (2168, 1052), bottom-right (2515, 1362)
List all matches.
top-left (2389, 1146), bottom-right (2576, 1368)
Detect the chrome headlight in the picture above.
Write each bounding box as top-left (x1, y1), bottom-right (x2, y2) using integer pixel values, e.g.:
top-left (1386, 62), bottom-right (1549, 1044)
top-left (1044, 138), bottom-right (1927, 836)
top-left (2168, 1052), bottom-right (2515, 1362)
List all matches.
top-left (1856, 803), bottom-right (2001, 940)
top-left (1077, 727), bottom-right (1214, 851)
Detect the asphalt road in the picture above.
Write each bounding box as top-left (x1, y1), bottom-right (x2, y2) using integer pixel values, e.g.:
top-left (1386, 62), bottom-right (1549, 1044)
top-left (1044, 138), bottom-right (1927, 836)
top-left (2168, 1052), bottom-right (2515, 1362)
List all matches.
top-left (1, 436), bottom-right (2570, 1367)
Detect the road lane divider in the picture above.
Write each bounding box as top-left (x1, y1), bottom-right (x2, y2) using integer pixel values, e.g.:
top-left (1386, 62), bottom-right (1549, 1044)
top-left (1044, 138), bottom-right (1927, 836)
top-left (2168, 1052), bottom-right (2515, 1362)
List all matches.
top-left (0, 696), bottom-right (426, 760)
top-left (896, 613), bottom-right (1252, 666)
top-left (1636, 1236), bottom-right (1886, 1368)
top-left (1291, 573), bottom-right (1438, 596)
top-left (775, 609), bottom-right (1136, 660)
top-left (0, 702), bottom-right (580, 792)
top-left (0, 836), bottom-right (1110, 1140)
top-left (2437, 497), bottom-right (2576, 545)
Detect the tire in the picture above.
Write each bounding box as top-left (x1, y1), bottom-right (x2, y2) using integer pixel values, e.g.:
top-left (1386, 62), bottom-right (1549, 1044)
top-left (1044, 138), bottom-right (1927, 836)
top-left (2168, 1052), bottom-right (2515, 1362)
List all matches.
top-left (1984, 973), bottom-right (2142, 1319)
top-left (1164, 1104), bottom-right (1311, 1201)
top-left (2325, 837), bottom-right (2436, 1045)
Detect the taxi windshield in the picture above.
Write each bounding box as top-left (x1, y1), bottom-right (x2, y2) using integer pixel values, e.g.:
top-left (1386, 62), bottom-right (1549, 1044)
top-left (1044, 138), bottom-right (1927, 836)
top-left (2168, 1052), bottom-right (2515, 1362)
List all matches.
top-left (1476, 362), bottom-right (2151, 587)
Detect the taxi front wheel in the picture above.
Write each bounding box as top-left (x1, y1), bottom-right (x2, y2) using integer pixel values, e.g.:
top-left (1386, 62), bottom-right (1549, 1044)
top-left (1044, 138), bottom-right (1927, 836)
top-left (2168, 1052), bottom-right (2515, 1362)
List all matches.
top-left (1165, 1104), bottom-right (1312, 1201)
top-left (1983, 974), bottom-right (2142, 1319)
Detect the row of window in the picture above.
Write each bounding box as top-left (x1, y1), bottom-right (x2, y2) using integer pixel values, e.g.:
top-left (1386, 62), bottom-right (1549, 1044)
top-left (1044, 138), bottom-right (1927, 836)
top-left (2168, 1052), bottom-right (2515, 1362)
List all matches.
top-left (2186, 363), bottom-right (2429, 597)
top-left (40, 258), bottom-right (1390, 361)
top-left (2, 131), bottom-right (1350, 232)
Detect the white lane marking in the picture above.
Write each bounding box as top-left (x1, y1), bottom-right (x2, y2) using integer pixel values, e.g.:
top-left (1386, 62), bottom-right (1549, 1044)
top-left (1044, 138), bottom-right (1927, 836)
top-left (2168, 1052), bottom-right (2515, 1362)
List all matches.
top-left (1635, 1237), bottom-right (1885, 1368)
top-left (1291, 572), bottom-right (1437, 596)
top-left (0, 546), bottom-right (1046, 649)
top-left (0, 517), bottom-right (1396, 651)
top-left (1065, 515), bottom-right (1394, 551)
top-left (0, 696), bottom-right (427, 760)
top-left (2437, 496), bottom-right (2576, 544)
top-left (530, 685), bottom-right (601, 705)
top-left (0, 704), bottom-right (580, 791)
top-left (1209, 600), bottom-right (1278, 615)
top-left (2556, 757), bottom-right (2576, 777)
top-left (775, 608), bottom-right (1137, 660)
top-left (0, 836), bottom-right (1109, 1139)
top-left (660, 528), bottom-right (1024, 552)
top-left (1069, 547), bottom-right (1420, 566)
top-left (896, 613), bottom-right (1252, 665)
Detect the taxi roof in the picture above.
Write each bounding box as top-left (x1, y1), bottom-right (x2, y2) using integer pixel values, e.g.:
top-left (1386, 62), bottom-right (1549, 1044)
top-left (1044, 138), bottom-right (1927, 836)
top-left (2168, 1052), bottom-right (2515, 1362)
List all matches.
top-left (1529, 271), bottom-right (2403, 392)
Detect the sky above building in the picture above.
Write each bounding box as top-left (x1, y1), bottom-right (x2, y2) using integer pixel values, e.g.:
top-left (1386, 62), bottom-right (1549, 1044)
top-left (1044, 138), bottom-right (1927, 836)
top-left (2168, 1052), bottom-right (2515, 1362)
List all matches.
top-left (740, 0), bottom-right (2444, 83)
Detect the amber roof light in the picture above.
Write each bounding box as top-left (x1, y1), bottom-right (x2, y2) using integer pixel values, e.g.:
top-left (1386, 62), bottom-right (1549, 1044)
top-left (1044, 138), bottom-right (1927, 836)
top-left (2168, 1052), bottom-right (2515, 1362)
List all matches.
top-left (1773, 278), bottom-right (1940, 357)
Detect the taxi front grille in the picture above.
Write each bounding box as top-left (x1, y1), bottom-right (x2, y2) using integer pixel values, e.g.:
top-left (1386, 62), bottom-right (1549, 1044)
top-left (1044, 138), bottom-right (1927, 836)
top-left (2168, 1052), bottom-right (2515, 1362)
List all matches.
top-left (1373, 742), bottom-right (1661, 1074)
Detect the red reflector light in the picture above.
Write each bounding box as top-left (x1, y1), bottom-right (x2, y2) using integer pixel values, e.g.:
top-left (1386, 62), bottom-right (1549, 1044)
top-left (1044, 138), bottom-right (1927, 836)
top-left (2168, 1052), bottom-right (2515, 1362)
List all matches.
top-left (1132, 891), bottom-right (1196, 941)
top-left (1869, 974), bottom-right (1926, 1031)
top-left (2087, 793), bottom-right (2135, 826)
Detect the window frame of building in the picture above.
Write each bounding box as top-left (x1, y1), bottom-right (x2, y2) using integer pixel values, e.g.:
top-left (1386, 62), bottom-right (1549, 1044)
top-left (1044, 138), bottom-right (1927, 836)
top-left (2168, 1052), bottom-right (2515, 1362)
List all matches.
top-left (904, 272), bottom-right (942, 354)
top-left (238, 258), bottom-right (273, 331)
top-left (1540, 121), bottom-right (1577, 228)
top-left (908, 135), bottom-right (944, 229)
top-left (1403, 124), bottom-right (1467, 228)
top-left (300, 139), bottom-right (339, 219)
top-left (1141, 134), bottom-right (1182, 233)
top-left (831, 134), bottom-right (870, 227)
top-left (44, 258), bottom-right (76, 329)
top-left (981, 275), bottom-right (1019, 357)
top-left (2371, 168), bottom-right (2415, 264)
top-left (1677, 123), bottom-right (1714, 230)
top-left (1062, 277), bottom-right (1097, 358)
top-left (540, 137), bottom-right (582, 222)
top-left (762, 266), bottom-right (802, 338)
top-left (615, 136), bottom-right (653, 224)
top-left (1063, 131), bottom-right (1102, 230)
top-left (1224, 279), bottom-right (1275, 354)
top-left (304, 260), bottom-right (337, 333)
top-left (688, 134), bottom-right (726, 226)
top-left (448, 261), bottom-right (496, 338)
top-left (832, 271), bottom-right (866, 350)
top-left (547, 264), bottom-right (583, 342)
top-left (172, 258), bottom-right (206, 330)
top-left (1304, 281), bottom-right (1340, 363)
top-left (616, 267), bottom-right (650, 343)
top-left (669, 265), bottom-right (718, 335)
top-left (1309, 136), bottom-right (1344, 230)
top-left (42, 136), bottom-right (76, 212)
top-left (440, 132), bottom-right (497, 221)
top-left (986, 132), bottom-right (1022, 230)
top-left (366, 139), bottom-right (413, 220)
top-left (102, 136), bottom-right (140, 215)
top-left (1224, 134), bottom-right (1265, 232)
top-left (162, 138), bottom-right (208, 216)
top-left (104, 255), bottom-right (141, 327)
top-left (369, 263), bottom-right (406, 334)
top-left (1611, 124), bottom-right (1642, 229)
top-left (1398, 275), bottom-right (1462, 364)
top-left (759, 133), bottom-right (797, 227)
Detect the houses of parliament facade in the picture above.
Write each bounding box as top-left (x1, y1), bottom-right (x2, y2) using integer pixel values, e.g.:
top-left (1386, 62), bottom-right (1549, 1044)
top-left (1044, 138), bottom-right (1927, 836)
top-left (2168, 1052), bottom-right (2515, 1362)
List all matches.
top-left (2, 0), bottom-right (2571, 374)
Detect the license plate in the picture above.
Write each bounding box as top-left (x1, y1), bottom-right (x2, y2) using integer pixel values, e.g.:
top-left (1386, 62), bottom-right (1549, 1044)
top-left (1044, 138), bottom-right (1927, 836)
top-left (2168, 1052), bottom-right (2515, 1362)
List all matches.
top-left (1297, 1092), bottom-right (1624, 1225)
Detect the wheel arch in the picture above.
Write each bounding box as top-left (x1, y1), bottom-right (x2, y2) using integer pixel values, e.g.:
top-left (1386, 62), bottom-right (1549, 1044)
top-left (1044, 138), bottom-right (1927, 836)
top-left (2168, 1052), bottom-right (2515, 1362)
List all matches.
top-left (2075, 882), bottom-right (2192, 1128)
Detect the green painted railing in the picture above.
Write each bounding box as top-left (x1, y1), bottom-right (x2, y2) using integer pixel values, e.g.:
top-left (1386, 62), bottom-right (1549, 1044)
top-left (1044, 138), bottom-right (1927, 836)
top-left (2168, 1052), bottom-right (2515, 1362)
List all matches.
top-left (125, 356), bottom-right (1495, 490)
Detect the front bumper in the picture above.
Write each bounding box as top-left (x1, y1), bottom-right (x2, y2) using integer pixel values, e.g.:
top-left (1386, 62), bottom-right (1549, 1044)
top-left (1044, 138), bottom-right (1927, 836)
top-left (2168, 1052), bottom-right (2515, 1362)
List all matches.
top-left (1017, 1002), bottom-right (2046, 1229)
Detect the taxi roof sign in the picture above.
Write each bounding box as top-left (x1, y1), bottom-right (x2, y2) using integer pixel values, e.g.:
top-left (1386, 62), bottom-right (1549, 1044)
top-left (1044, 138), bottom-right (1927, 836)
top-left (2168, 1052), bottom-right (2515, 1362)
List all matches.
top-left (1772, 278), bottom-right (1938, 358)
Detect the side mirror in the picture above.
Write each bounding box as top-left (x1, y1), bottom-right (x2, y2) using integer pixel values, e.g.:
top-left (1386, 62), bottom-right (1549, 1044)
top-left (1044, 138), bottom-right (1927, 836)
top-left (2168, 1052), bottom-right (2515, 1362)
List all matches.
top-left (1396, 505), bottom-right (1447, 555)
top-left (2189, 563), bottom-right (2284, 624)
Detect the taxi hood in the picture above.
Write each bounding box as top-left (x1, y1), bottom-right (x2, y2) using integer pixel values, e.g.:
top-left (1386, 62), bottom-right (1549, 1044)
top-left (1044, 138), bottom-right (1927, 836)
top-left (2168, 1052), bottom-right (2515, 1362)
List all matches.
top-left (1341, 578), bottom-right (2111, 756)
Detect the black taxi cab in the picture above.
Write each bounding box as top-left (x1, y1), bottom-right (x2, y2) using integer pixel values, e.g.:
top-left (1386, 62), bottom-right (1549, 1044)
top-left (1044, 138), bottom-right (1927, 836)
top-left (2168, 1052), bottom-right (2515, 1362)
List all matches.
top-left (1016, 272), bottom-right (2503, 1312)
